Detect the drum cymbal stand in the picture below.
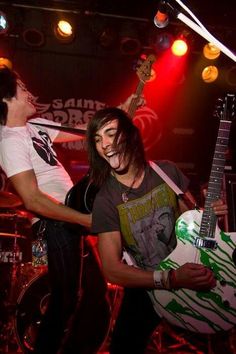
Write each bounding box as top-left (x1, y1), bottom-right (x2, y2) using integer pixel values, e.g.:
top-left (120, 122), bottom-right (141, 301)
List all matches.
top-left (8, 214), bottom-right (22, 304)
top-left (0, 214), bottom-right (22, 353)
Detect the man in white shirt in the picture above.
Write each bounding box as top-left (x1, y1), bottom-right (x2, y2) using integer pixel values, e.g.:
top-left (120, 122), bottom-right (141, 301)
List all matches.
top-left (0, 66), bottom-right (91, 354)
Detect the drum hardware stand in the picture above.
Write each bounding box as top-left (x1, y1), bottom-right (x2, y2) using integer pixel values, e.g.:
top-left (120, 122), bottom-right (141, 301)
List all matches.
top-left (8, 214), bottom-right (21, 305)
top-left (0, 214), bottom-right (22, 353)
top-left (0, 316), bottom-right (19, 353)
top-left (148, 320), bottom-right (206, 353)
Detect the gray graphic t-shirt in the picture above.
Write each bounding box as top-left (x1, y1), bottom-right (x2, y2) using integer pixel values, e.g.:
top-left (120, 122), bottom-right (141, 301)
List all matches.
top-left (92, 161), bottom-right (189, 270)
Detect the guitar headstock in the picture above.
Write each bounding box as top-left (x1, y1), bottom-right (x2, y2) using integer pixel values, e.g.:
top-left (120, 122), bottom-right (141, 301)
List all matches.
top-left (136, 54), bottom-right (156, 83)
top-left (214, 93), bottom-right (236, 122)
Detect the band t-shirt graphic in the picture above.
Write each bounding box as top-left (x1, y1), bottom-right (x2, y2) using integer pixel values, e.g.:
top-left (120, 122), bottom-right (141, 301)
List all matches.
top-left (32, 130), bottom-right (58, 166)
top-left (118, 192), bottom-right (177, 269)
top-left (0, 117), bottom-right (73, 204)
top-left (92, 161), bottom-right (189, 270)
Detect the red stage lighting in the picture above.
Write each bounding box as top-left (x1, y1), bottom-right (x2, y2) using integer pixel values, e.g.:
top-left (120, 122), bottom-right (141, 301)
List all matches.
top-left (171, 38), bottom-right (188, 57)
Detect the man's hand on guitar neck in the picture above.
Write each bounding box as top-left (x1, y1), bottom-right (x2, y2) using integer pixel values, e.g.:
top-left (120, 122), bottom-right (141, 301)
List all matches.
top-left (211, 198), bottom-right (228, 216)
top-left (169, 197), bottom-right (227, 292)
top-left (202, 188), bottom-right (228, 217)
top-left (118, 94), bottom-right (146, 113)
top-left (171, 263), bottom-right (216, 291)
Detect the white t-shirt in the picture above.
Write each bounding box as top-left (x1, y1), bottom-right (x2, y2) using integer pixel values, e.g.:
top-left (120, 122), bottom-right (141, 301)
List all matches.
top-left (0, 117), bottom-right (73, 203)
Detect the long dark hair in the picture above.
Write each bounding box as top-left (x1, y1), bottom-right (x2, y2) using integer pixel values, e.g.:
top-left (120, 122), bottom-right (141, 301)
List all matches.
top-left (0, 66), bottom-right (18, 125)
top-left (87, 107), bottom-right (146, 187)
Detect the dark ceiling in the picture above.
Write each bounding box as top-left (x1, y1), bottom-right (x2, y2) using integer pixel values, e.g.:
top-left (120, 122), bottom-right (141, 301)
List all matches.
top-left (2, 0), bottom-right (236, 28)
top-left (2, 0), bottom-right (235, 51)
top-left (86, 0), bottom-right (236, 29)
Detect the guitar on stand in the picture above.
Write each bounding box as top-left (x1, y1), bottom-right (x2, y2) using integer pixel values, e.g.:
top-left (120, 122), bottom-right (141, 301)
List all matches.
top-left (148, 93), bottom-right (236, 334)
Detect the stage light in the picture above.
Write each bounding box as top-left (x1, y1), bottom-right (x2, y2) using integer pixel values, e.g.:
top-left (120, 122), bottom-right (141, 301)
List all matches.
top-left (55, 19), bottom-right (74, 42)
top-left (120, 36), bottom-right (141, 55)
top-left (171, 38), bottom-right (188, 57)
top-left (119, 22), bottom-right (141, 56)
top-left (154, 32), bottom-right (173, 52)
top-left (203, 43), bottom-right (220, 60)
top-left (23, 28), bottom-right (45, 47)
top-left (0, 57), bottom-right (12, 69)
top-left (201, 65), bottom-right (218, 83)
top-left (0, 11), bottom-right (8, 35)
top-left (57, 20), bottom-right (72, 36)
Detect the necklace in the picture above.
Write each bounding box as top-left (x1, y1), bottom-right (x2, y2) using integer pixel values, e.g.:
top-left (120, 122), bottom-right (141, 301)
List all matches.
top-left (113, 169), bottom-right (142, 203)
top-left (121, 177), bottom-right (137, 203)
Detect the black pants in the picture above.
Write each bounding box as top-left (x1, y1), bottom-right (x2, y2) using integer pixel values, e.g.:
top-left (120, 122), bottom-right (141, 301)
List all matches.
top-left (32, 220), bottom-right (82, 354)
top-left (110, 287), bottom-right (161, 354)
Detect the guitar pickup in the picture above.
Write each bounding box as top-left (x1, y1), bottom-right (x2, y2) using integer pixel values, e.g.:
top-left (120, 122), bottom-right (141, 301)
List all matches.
top-left (193, 237), bottom-right (218, 250)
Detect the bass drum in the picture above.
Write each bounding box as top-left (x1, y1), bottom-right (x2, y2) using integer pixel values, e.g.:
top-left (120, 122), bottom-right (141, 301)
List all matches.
top-left (14, 237), bottom-right (111, 353)
top-left (14, 267), bottom-right (49, 352)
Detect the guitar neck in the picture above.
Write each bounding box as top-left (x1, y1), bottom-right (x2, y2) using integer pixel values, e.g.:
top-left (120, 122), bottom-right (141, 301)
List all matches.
top-left (127, 54), bottom-right (156, 119)
top-left (200, 119), bottom-right (232, 238)
top-left (128, 80), bottom-right (145, 119)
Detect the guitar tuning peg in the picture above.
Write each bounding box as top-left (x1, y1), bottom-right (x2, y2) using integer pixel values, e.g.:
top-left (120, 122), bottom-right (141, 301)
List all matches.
top-left (213, 97), bottom-right (224, 119)
top-left (216, 97), bottom-right (223, 105)
top-left (132, 59), bottom-right (140, 71)
top-left (213, 110), bottom-right (220, 119)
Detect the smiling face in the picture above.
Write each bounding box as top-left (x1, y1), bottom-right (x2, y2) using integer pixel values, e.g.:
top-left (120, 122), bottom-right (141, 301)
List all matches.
top-left (94, 118), bottom-right (130, 173)
top-left (4, 80), bottom-right (36, 125)
top-left (15, 80), bottom-right (36, 118)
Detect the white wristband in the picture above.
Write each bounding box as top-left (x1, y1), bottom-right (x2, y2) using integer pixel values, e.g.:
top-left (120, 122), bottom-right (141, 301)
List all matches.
top-left (153, 270), bottom-right (163, 289)
top-left (153, 270), bottom-right (171, 289)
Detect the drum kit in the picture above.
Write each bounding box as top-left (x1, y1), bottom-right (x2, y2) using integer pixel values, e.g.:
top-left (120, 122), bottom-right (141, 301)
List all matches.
top-left (0, 191), bottom-right (117, 354)
top-left (0, 190), bottom-right (42, 353)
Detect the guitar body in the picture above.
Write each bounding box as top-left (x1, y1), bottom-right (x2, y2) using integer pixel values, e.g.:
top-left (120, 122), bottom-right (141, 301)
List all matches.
top-left (65, 174), bottom-right (99, 234)
top-left (66, 174), bottom-right (99, 214)
top-left (149, 209), bottom-right (236, 333)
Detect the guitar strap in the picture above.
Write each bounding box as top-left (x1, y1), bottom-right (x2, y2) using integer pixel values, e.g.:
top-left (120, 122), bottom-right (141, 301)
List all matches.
top-left (29, 121), bottom-right (86, 135)
top-left (149, 160), bottom-right (196, 208)
top-left (149, 161), bottom-right (184, 195)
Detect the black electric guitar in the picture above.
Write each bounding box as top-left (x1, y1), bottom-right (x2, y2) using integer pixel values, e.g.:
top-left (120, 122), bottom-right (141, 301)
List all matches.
top-left (65, 54), bottom-right (156, 231)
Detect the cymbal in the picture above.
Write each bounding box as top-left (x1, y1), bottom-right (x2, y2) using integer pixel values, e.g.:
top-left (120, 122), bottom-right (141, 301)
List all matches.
top-left (0, 232), bottom-right (26, 239)
top-left (16, 210), bottom-right (32, 220)
top-left (0, 210), bottom-right (31, 221)
top-left (0, 191), bottom-right (22, 208)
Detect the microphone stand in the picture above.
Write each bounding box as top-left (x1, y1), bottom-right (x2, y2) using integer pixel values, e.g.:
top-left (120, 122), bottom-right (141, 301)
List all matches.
top-left (164, 0), bottom-right (236, 62)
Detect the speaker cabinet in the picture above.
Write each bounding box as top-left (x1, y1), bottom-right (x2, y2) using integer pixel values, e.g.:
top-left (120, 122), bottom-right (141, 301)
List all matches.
top-left (224, 173), bottom-right (236, 232)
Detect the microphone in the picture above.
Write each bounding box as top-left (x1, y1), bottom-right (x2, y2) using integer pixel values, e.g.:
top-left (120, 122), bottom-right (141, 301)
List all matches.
top-left (154, 0), bottom-right (169, 29)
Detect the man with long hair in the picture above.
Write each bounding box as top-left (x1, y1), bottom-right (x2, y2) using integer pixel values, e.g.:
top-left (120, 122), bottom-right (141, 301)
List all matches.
top-left (0, 66), bottom-right (92, 354)
top-left (86, 107), bottom-right (228, 354)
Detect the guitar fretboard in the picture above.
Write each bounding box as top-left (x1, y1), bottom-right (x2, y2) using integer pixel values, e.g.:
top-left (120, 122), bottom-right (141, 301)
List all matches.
top-left (128, 81), bottom-right (145, 119)
top-left (199, 119), bottom-right (232, 239)
top-left (127, 54), bottom-right (156, 119)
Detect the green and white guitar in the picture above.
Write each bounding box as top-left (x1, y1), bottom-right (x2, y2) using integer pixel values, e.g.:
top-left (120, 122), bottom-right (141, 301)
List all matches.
top-left (148, 93), bottom-right (236, 334)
